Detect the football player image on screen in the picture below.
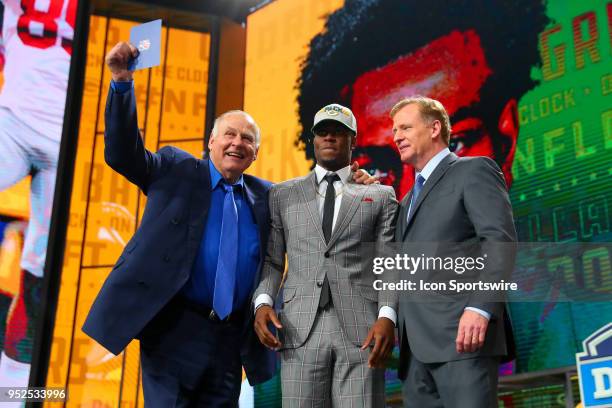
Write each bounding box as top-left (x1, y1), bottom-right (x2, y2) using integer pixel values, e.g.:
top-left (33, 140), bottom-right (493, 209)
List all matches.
top-left (297, 0), bottom-right (548, 198)
top-left (0, 0), bottom-right (76, 388)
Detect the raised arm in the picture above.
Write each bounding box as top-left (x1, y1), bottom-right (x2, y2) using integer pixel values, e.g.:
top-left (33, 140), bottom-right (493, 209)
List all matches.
top-left (103, 42), bottom-right (163, 192)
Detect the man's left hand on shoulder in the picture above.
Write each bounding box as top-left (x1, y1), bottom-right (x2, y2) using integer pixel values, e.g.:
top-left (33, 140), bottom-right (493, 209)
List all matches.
top-left (456, 309), bottom-right (489, 353)
top-left (361, 317), bottom-right (395, 368)
top-left (351, 161), bottom-right (379, 185)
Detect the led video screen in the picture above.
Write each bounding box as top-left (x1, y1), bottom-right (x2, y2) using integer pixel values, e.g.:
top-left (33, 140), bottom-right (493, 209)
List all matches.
top-left (243, 0), bottom-right (611, 405)
top-left (0, 0), bottom-right (79, 393)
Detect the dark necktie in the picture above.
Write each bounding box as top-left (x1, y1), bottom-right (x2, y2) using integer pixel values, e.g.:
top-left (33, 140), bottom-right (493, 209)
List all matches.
top-left (407, 174), bottom-right (425, 221)
top-left (319, 173), bottom-right (340, 308)
top-left (213, 182), bottom-right (239, 319)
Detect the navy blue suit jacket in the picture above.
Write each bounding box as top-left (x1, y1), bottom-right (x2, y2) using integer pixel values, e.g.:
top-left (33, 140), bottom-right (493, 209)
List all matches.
top-left (82, 86), bottom-right (276, 385)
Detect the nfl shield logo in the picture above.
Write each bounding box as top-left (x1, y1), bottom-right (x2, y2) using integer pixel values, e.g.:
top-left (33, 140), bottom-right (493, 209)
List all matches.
top-left (138, 39), bottom-right (151, 51)
top-left (577, 323), bottom-right (612, 407)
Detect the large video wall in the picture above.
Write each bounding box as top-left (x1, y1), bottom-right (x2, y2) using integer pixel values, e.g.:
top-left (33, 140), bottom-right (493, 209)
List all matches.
top-left (0, 0), bottom-right (79, 396)
top-left (244, 0), bottom-right (611, 405)
top-left (0, 0), bottom-right (608, 406)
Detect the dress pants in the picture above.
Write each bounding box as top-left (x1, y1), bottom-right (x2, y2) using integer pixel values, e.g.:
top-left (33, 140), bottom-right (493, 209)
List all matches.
top-left (139, 297), bottom-right (243, 408)
top-left (280, 305), bottom-right (385, 407)
top-left (402, 353), bottom-right (500, 408)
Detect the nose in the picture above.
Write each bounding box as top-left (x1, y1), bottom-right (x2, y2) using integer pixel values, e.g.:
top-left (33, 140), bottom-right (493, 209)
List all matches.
top-left (323, 134), bottom-right (336, 142)
top-left (321, 132), bottom-right (340, 142)
top-left (231, 134), bottom-right (245, 147)
top-left (393, 131), bottom-right (402, 146)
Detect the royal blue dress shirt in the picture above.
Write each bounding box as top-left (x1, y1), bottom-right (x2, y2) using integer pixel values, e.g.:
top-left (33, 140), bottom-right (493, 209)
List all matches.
top-left (111, 80), bottom-right (260, 312)
top-left (111, 80), bottom-right (133, 93)
top-left (181, 160), bottom-right (260, 311)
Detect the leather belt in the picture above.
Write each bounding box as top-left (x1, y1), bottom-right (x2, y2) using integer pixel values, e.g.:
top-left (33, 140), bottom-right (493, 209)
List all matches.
top-left (176, 297), bottom-right (245, 323)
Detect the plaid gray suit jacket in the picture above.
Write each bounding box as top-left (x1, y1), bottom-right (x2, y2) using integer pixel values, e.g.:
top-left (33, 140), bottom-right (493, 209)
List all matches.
top-left (254, 170), bottom-right (398, 350)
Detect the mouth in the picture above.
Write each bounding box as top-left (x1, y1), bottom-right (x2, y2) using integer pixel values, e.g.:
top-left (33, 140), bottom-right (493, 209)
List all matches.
top-left (397, 144), bottom-right (411, 152)
top-left (225, 151), bottom-right (245, 159)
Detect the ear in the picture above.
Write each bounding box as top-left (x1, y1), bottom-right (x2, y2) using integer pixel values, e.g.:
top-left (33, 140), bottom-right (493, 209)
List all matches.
top-left (208, 135), bottom-right (215, 150)
top-left (351, 135), bottom-right (357, 150)
top-left (431, 119), bottom-right (442, 140)
top-left (497, 99), bottom-right (519, 188)
top-left (253, 146), bottom-right (259, 161)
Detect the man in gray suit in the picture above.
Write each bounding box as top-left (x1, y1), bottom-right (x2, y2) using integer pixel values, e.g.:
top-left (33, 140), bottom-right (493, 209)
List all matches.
top-left (253, 104), bottom-right (398, 407)
top-left (392, 96), bottom-right (516, 407)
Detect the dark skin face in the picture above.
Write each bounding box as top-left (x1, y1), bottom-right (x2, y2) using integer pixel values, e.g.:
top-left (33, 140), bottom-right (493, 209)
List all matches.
top-left (312, 121), bottom-right (356, 172)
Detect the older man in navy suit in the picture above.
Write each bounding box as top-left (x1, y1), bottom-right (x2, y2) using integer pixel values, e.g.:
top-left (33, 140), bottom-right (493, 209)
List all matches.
top-left (83, 42), bottom-right (374, 407)
top-left (82, 42), bottom-right (274, 407)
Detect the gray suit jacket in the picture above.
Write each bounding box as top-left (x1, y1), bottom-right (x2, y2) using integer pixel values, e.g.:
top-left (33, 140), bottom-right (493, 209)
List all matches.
top-left (254, 170), bottom-right (398, 349)
top-left (396, 153), bottom-right (517, 378)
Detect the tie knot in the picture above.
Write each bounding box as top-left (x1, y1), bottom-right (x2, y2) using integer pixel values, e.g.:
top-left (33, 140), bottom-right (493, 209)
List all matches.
top-left (221, 181), bottom-right (238, 193)
top-left (324, 173), bottom-right (340, 184)
top-left (415, 174), bottom-right (425, 187)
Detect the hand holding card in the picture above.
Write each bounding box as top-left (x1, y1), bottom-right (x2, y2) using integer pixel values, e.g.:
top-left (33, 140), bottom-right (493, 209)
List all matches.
top-left (129, 19), bottom-right (162, 71)
top-left (105, 42), bottom-right (138, 81)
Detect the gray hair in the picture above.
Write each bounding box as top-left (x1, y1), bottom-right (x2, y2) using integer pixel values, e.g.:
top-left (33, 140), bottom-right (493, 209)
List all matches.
top-left (211, 110), bottom-right (261, 147)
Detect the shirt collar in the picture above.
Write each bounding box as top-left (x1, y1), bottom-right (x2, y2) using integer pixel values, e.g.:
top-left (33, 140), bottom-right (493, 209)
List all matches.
top-left (416, 147), bottom-right (451, 183)
top-left (208, 160), bottom-right (244, 190)
top-left (314, 164), bottom-right (351, 185)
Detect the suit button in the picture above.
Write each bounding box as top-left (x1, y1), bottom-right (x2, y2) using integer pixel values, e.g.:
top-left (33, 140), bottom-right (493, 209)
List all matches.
top-left (317, 281), bottom-right (323, 287)
top-left (171, 218), bottom-right (179, 225)
top-left (163, 255), bottom-right (170, 262)
top-left (324, 252), bottom-right (330, 258)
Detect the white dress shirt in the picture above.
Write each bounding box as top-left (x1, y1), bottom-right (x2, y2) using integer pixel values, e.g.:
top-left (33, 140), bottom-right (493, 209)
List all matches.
top-left (255, 165), bottom-right (397, 325)
top-left (410, 148), bottom-right (491, 321)
top-left (314, 164), bottom-right (350, 230)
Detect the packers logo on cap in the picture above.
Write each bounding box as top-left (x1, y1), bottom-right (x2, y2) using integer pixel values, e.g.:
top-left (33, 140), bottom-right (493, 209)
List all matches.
top-left (312, 103), bottom-right (357, 134)
top-left (321, 105), bottom-right (351, 117)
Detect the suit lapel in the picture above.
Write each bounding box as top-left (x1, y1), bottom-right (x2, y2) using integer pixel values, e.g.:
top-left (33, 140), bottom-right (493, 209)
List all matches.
top-left (299, 171), bottom-right (326, 244)
top-left (396, 193), bottom-right (410, 241)
top-left (327, 180), bottom-right (364, 248)
top-left (243, 181), bottom-right (267, 288)
top-left (403, 153), bottom-right (457, 237)
top-left (188, 158), bottom-right (212, 257)
top-left (244, 182), bottom-right (266, 256)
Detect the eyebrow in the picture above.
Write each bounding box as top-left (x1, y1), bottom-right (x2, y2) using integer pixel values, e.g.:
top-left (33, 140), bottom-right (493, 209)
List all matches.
top-left (225, 126), bottom-right (254, 138)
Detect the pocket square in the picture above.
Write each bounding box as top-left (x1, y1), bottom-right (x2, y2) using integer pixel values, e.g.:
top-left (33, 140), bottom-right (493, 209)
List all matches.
top-left (362, 197), bottom-right (373, 202)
